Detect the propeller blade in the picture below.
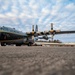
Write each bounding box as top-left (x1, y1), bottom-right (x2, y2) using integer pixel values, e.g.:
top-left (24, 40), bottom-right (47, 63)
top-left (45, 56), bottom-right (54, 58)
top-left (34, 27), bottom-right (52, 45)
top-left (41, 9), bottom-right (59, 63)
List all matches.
top-left (35, 25), bottom-right (38, 32)
top-left (32, 25), bottom-right (34, 32)
top-left (51, 23), bottom-right (53, 30)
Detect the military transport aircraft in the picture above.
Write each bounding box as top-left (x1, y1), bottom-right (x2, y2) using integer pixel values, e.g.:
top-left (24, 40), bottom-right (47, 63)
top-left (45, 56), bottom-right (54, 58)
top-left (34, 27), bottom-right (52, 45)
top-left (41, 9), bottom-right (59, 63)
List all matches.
top-left (0, 23), bottom-right (75, 46)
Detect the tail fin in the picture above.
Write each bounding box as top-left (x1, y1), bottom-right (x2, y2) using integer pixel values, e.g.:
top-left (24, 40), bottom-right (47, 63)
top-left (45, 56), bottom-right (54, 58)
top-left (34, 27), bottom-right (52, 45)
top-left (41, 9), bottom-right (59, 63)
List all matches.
top-left (35, 25), bottom-right (38, 32)
top-left (51, 23), bottom-right (53, 30)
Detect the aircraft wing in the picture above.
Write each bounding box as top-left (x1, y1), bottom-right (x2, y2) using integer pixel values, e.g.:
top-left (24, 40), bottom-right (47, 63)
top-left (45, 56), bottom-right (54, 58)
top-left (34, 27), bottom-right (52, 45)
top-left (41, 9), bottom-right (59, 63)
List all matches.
top-left (26, 30), bottom-right (75, 36)
top-left (26, 31), bottom-right (48, 36)
top-left (35, 30), bottom-right (75, 35)
top-left (55, 31), bottom-right (75, 34)
top-left (26, 24), bottom-right (75, 36)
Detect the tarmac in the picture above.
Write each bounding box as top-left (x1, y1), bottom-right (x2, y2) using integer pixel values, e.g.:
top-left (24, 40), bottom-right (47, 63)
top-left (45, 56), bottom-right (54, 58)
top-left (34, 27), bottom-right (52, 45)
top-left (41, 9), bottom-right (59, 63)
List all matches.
top-left (0, 46), bottom-right (75, 75)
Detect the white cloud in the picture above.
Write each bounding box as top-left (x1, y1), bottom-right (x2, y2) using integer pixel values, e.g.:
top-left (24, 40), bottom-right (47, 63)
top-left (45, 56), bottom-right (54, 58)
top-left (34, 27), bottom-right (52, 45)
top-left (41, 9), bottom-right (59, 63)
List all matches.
top-left (65, 3), bottom-right (75, 10)
top-left (0, 0), bottom-right (10, 10)
top-left (0, 14), bottom-right (6, 18)
top-left (5, 12), bottom-right (17, 17)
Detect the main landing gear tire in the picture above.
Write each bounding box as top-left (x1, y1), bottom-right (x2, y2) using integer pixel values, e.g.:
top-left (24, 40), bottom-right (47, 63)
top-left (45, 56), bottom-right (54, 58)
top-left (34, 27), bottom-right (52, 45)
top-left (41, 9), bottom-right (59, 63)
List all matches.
top-left (1, 43), bottom-right (6, 46)
top-left (28, 42), bottom-right (32, 46)
top-left (16, 44), bottom-right (21, 46)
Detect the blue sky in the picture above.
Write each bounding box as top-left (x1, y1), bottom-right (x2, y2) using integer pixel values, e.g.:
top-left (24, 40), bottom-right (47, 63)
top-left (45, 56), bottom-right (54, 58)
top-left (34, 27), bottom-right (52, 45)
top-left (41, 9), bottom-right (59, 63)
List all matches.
top-left (0, 0), bottom-right (75, 42)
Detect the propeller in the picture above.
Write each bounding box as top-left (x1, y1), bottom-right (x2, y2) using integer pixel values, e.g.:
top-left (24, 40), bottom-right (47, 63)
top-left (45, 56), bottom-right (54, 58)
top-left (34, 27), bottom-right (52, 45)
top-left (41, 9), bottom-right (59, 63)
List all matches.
top-left (35, 25), bottom-right (38, 32)
top-left (51, 23), bottom-right (53, 30)
top-left (26, 25), bottom-right (35, 35)
top-left (50, 23), bottom-right (54, 41)
top-left (32, 25), bottom-right (34, 32)
top-left (31, 25), bottom-right (38, 40)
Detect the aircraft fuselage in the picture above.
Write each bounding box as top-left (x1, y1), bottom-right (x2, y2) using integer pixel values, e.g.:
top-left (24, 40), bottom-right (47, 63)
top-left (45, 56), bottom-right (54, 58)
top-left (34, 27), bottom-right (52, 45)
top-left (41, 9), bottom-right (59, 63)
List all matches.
top-left (0, 26), bottom-right (34, 46)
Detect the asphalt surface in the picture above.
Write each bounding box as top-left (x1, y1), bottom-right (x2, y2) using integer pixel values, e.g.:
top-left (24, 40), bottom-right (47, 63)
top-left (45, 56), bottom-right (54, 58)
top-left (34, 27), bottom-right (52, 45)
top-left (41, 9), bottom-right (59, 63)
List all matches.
top-left (0, 46), bottom-right (75, 75)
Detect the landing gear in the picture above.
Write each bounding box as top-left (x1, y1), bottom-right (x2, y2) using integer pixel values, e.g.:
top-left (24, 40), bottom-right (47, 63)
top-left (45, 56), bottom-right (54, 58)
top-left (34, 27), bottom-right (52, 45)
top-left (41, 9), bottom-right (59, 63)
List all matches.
top-left (16, 44), bottom-right (21, 46)
top-left (1, 42), bottom-right (6, 46)
top-left (28, 42), bottom-right (33, 46)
